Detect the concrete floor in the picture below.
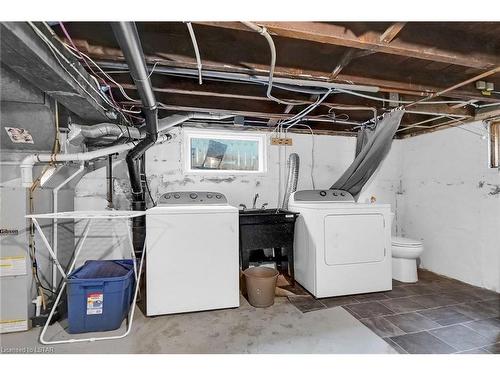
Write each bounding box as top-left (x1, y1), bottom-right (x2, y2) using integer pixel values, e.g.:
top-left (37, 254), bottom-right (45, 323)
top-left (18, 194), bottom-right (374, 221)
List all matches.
top-left (1, 296), bottom-right (396, 354)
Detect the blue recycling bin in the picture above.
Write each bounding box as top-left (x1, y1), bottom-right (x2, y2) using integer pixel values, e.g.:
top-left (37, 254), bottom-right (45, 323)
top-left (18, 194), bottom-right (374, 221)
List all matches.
top-left (66, 259), bottom-right (135, 334)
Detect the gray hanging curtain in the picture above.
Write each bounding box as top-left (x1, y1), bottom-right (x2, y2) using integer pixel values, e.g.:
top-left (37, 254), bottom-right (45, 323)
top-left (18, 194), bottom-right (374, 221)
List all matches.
top-left (354, 125), bottom-right (372, 157)
top-left (331, 109), bottom-right (404, 200)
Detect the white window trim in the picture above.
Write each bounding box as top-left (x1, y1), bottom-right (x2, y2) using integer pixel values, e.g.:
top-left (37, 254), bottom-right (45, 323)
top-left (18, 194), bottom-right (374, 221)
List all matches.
top-left (182, 129), bottom-right (267, 175)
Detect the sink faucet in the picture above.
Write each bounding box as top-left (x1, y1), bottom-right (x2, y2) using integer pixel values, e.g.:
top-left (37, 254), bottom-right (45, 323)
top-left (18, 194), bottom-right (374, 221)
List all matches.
top-left (261, 203), bottom-right (268, 209)
top-left (239, 204), bottom-right (247, 210)
top-left (252, 193), bottom-right (259, 209)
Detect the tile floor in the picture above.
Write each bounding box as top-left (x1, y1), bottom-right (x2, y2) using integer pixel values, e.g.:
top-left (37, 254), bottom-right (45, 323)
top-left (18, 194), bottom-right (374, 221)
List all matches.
top-left (287, 269), bottom-right (500, 354)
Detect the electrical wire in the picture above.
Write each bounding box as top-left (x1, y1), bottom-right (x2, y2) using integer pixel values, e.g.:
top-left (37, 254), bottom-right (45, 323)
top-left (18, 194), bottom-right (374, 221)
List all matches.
top-left (441, 116), bottom-right (489, 138)
top-left (333, 87), bottom-right (473, 106)
top-left (53, 22), bottom-right (142, 119)
top-left (62, 43), bottom-right (141, 105)
top-left (145, 179), bottom-right (156, 207)
top-left (281, 89), bottom-right (333, 127)
top-left (185, 22), bottom-right (203, 85)
top-left (241, 21), bottom-right (311, 106)
top-left (28, 22), bottom-right (111, 112)
top-left (477, 101), bottom-right (500, 109)
top-left (31, 22), bottom-right (142, 126)
top-left (141, 172), bottom-right (157, 207)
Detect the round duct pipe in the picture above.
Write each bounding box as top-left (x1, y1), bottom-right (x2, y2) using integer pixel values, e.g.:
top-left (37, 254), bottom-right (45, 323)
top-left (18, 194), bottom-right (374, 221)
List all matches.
top-left (282, 153), bottom-right (300, 210)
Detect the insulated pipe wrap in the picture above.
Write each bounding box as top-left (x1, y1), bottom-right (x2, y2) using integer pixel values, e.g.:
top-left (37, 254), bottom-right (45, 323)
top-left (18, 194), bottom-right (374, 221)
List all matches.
top-left (282, 153), bottom-right (300, 210)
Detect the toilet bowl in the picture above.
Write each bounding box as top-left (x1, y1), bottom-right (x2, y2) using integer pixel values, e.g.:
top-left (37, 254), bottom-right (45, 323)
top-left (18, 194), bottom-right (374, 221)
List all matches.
top-left (391, 236), bottom-right (424, 283)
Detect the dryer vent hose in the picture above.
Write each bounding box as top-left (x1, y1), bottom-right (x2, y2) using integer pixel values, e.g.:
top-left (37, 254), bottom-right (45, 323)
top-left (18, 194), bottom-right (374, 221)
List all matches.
top-left (282, 153), bottom-right (300, 210)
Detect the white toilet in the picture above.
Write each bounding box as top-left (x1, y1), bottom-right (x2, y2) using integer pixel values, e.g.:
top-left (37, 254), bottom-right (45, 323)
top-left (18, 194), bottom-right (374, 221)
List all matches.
top-left (391, 236), bottom-right (424, 283)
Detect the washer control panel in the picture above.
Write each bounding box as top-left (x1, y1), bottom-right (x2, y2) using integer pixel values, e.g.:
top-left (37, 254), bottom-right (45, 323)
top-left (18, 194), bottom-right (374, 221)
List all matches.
top-left (158, 191), bottom-right (228, 205)
top-left (293, 189), bottom-right (355, 202)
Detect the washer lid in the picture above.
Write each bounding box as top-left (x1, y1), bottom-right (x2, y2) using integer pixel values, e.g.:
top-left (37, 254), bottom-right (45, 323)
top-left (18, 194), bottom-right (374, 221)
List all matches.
top-left (392, 236), bottom-right (423, 247)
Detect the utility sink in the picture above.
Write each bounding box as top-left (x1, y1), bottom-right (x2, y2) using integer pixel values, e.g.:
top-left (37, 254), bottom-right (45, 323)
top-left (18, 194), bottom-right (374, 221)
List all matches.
top-left (239, 208), bottom-right (296, 217)
top-left (239, 208), bottom-right (299, 281)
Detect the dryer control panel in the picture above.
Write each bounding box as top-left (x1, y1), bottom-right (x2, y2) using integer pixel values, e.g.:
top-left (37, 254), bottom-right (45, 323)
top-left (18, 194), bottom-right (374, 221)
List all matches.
top-left (158, 191), bottom-right (228, 205)
top-left (293, 189), bottom-right (355, 202)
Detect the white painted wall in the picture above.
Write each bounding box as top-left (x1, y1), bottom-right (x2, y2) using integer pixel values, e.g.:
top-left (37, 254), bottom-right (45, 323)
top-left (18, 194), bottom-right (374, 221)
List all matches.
top-left (144, 127), bottom-right (402, 208)
top-left (76, 127), bottom-right (402, 211)
top-left (75, 122), bottom-right (500, 292)
top-left (74, 126), bottom-right (402, 260)
top-left (399, 121), bottom-right (500, 292)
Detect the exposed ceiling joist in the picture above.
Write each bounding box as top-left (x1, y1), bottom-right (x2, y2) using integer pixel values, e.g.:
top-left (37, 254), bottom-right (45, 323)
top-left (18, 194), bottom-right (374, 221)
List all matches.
top-left (474, 104), bottom-right (500, 121)
top-left (196, 22), bottom-right (500, 70)
top-left (95, 56), bottom-right (499, 104)
top-left (63, 30), bottom-right (500, 104)
top-left (379, 22), bottom-right (406, 43)
top-left (330, 49), bottom-right (374, 80)
top-left (116, 81), bottom-right (474, 118)
top-left (398, 117), bottom-right (472, 139)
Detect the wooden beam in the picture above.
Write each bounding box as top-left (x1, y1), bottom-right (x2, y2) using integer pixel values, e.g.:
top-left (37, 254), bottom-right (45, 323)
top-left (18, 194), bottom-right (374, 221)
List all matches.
top-left (397, 117), bottom-right (470, 138)
top-left (116, 82), bottom-right (474, 118)
top-left (136, 102), bottom-right (362, 126)
top-left (407, 103), bottom-right (473, 117)
top-left (474, 104), bottom-right (500, 121)
top-left (68, 39), bottom-right (499, 107)
top-left (330, 49), bottom-right (374, 79)
top-left (71, 34), bottom-right (500, 103)
top-left (329, 21), bottom-right (407, 80)
top-left (404, 65), bottom-right (500, 109)
top-left (98, 55), bottom-right (498, 103)
top-left (196, 22), bottom-right (500, 70)
top-left (114, 82), bottom-right (271, 102)
top-left (379, 22), bottom-right (406, 43)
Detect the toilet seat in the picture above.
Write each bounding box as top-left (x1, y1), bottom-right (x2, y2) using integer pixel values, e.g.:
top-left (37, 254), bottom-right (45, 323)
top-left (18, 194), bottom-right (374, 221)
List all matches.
top-left (392, 237), bottom-right (423, 259)
top-left (391, 236), bottom-right (422, 247)
top-left (392, 244), bottom-right (423, 259)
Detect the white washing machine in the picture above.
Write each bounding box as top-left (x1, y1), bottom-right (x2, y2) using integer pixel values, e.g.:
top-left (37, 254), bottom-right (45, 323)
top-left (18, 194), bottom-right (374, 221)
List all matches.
top-left (289, 190), bottom-right (392, 298)
top-left (145, 191), bottom-right (239, 315)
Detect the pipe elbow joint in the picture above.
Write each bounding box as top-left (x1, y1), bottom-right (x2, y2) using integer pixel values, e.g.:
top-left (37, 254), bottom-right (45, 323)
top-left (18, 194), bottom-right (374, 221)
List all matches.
top-left (21, 155), bottom-right (36, 188)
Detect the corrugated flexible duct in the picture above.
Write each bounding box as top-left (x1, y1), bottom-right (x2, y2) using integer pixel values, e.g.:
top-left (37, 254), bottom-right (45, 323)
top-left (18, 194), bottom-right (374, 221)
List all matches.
top-left (67, 113), bottom-right (234, 145)
top-left (282, 153), bottom-right (300, 210)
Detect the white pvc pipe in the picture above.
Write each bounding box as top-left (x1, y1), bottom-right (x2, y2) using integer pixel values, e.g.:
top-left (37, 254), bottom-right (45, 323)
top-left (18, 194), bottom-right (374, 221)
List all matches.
top-left (21, 134), bottom-right (170, 187)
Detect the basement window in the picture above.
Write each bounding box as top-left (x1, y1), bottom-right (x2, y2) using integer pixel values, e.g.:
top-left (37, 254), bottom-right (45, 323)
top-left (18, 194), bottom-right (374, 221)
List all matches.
top-left (489, 121), bottom-right (500, 168)
top-left (184, 130), bottom-right (266, 174)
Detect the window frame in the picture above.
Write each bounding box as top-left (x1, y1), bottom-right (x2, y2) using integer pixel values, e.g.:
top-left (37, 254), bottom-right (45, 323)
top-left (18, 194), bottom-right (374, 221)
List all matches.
top-left (183, 129), bottom-right (267, 175)
top-left (488, 121), bottom-right (500, 169)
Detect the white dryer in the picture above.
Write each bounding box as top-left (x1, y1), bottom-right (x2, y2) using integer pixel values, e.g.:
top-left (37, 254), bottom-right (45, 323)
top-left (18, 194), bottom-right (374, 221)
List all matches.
top-left (145, 191), bottom-right (239, 315)
top-left (289, 190), bottom-right (392, 298)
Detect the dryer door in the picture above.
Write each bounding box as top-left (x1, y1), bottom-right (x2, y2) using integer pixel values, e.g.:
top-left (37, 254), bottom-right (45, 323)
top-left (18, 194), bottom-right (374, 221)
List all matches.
top-left (324, 213), bottom-right (385, 265)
